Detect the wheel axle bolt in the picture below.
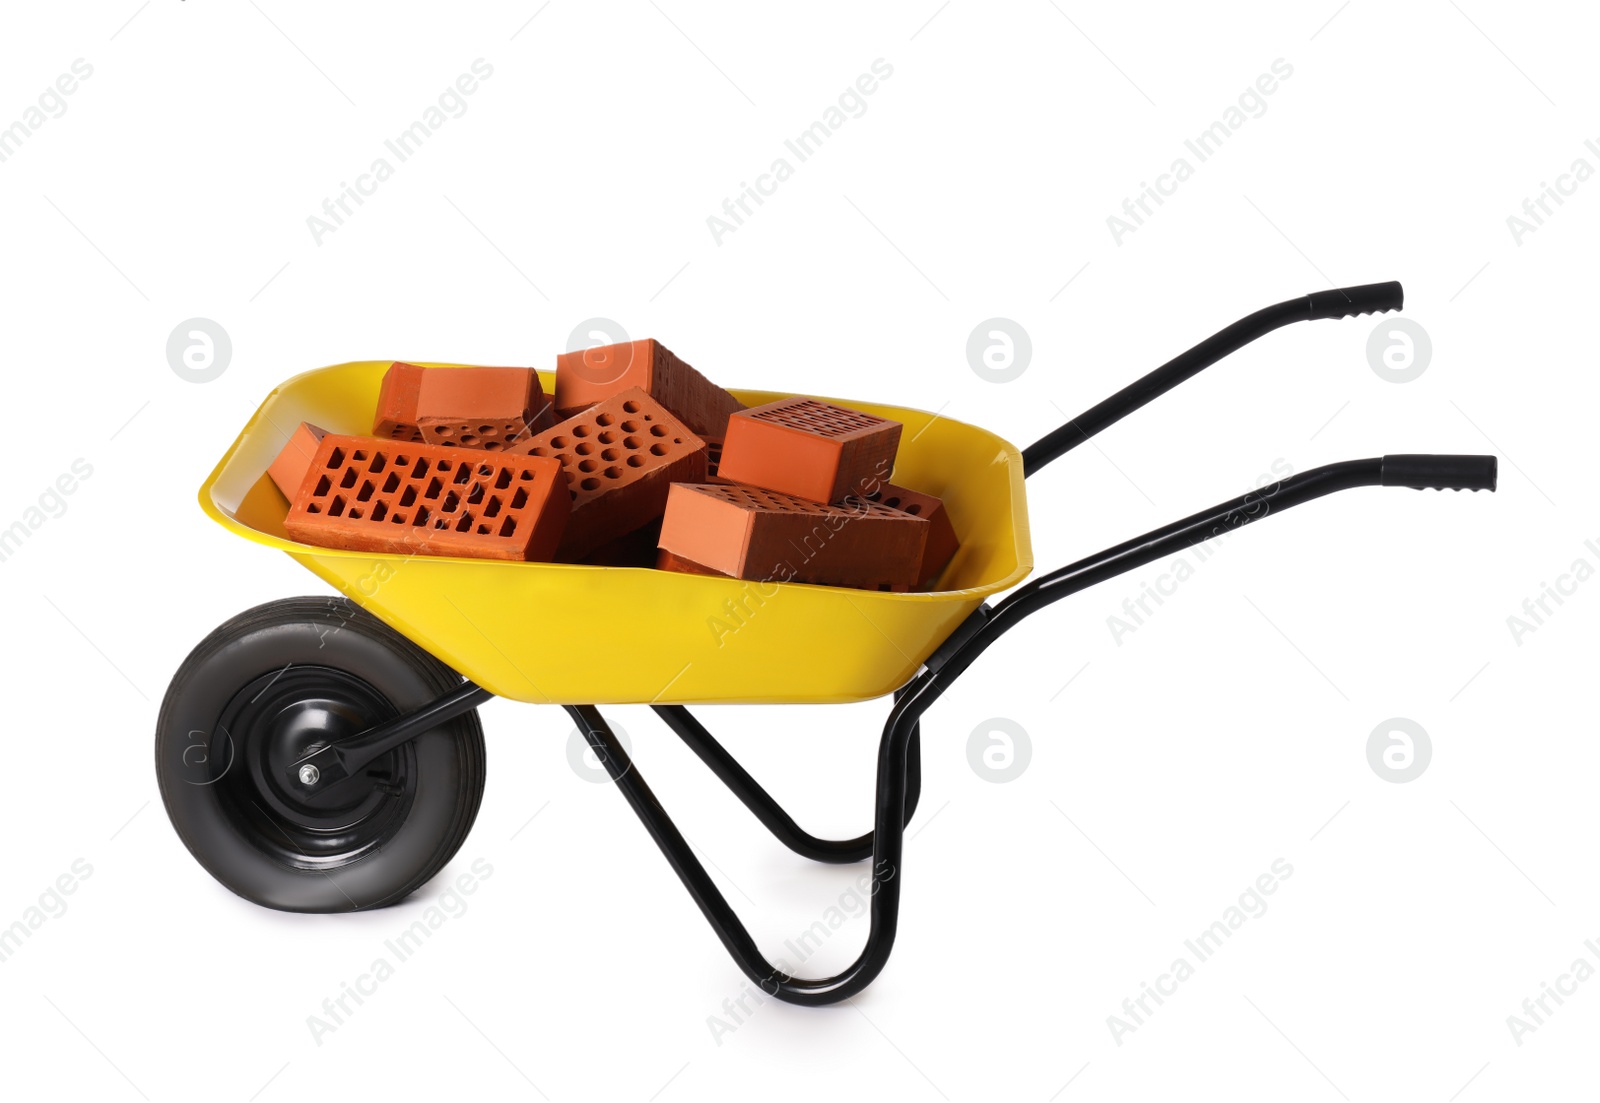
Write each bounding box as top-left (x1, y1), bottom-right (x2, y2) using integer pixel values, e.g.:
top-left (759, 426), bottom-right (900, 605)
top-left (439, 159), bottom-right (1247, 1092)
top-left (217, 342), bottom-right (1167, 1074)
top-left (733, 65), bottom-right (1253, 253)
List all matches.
top-left (298, 764), bottom-right (320, 786)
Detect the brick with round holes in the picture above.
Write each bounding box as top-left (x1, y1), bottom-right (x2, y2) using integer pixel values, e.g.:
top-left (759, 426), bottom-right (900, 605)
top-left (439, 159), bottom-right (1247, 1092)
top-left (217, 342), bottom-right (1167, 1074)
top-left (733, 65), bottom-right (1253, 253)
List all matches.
top-left (507, 387), bottom-right (707, 560)
top-left (717, 396), bottom-right (903, 504)
top-left (554, 339), bottom-right (744, 438)
top-left (703, 435), bottom-right (731, 483)
top-left (866, 482), bottom-right (959, 590)
top-left (267, 421), bottom-right (329, 501)
top-left (373, 362), bottom-right (425, 441)
top-left (373, 362), bottom-right (555, 448)
top-left (284, 434), bottom-right (570, 561)
top-left (658, 482), bottom-right (929, 591)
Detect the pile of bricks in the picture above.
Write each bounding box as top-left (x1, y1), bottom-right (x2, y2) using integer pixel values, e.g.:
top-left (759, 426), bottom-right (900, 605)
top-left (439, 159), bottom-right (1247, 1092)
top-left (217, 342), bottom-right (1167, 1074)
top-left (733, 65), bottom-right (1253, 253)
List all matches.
top-left (267, 341), bottom-right (959, 591)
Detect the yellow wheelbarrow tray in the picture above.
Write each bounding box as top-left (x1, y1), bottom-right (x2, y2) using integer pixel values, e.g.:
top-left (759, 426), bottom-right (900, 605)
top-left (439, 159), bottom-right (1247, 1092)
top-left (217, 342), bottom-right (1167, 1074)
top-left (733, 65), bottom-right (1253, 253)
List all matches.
top-left (201, 361), bottom-right (1033, 706)
top-left (162, 282), bottom-right (1498, 1006)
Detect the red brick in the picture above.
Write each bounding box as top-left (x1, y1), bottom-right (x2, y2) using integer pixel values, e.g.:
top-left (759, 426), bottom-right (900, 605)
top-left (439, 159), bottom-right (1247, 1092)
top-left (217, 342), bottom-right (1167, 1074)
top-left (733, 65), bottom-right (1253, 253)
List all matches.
top-left (703, 436), bottom-right (731, 483)
top-left (374, 362), bottom-right (425, 441)
top-left (555, 339), bottom-right (744, 438)
top-left (658, 482), bottom-right (928, 591)
top-left (717, 397), bottom-right (902, 504)
top-left (507, 387), bottom-right (707, 560)
top-left (373, 363), bottom-right (554, 447)
top-left (655, 548), bottom-right (729, 577)
top-left (267, 422), bottom-right (329, 500)
top-left (284, 434), bottom-right (569, 561)
top-left (867, 483), bottom-right (959, 590)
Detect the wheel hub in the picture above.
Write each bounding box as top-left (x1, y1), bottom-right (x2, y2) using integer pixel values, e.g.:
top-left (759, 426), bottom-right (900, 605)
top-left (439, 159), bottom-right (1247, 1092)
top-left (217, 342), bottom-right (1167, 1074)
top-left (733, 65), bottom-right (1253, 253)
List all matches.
top-left (213, 665), bottom-right (417, 867)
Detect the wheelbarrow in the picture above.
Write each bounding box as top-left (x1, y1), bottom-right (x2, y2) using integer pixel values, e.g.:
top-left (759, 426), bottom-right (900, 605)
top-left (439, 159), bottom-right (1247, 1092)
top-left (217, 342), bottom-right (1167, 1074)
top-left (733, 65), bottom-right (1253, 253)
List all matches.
top-left (157, 281), bottom-right (1497, 1005)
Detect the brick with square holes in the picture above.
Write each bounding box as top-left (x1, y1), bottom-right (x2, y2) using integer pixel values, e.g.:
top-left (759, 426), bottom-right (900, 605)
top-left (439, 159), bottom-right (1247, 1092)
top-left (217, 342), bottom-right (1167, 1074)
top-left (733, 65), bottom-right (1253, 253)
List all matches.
top-left (702, 435), bottom-right (731, 484)
top-left (267, 421), bottom-right (329, 500)
top-left (717, 397), bottom-right (902, 504)
top-left (658, 482), bottom-right (928, 591)
top-left (284, 435), bottom-right (569, 561)
top-left (554, 339), bottom-right (743, 438)
top-left (866, 483), bottom-right (959, 590)
top-left (373, 362), bottom-right (425, 441)
top-left (507, 387), bottom-right (706, 560)
top-left (373, 362), bottom-right (554, 448)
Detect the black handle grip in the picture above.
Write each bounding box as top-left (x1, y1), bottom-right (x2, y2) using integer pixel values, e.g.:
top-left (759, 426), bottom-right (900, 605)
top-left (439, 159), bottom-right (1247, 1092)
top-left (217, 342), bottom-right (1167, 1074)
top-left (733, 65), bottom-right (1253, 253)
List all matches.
top-left (1380, 454), bottom-right (1498, 492)
top-left (937, 456), bottom-right (1500, 685)
top-left (1306, 281), bottom-right (1404, 321)
top-left (1022, 281), bottom-right (1408, 477)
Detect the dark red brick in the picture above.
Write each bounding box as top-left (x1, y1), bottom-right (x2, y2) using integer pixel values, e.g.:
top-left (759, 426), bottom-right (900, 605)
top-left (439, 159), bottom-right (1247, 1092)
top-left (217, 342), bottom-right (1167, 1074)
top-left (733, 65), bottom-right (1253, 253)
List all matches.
top-left (658, 481), bottom-right (928, 591)
top-left (508, 387), bottom-right (706, 560)
top-left (555, 339), bottom-right (743, 438)
top-left (867, 483), bottom-right (959, 590)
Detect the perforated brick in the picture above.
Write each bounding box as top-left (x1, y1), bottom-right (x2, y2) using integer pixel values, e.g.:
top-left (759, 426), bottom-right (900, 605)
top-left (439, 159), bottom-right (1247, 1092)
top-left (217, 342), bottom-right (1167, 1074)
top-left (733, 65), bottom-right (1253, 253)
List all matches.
top-left (267, 422), bottom-right (329, 500)
top-left (658, 482), bottom-right (928, 591)
top-left (373, 363), bottom-right (554, 448)
top-left (717, 397), bottom-right (902, 504)
top-left (867, 483), bottom-right (959, 590)
top-left (374, 362), bottom-right (425, 441)
top-left (702, 435), bottom-right (732, 484)
top-left (507, 387), bottom-right (707, 559)
top-left (554, 339), bottom-right (744, 438)
top-left (284, 434), bottom-right (569, 561)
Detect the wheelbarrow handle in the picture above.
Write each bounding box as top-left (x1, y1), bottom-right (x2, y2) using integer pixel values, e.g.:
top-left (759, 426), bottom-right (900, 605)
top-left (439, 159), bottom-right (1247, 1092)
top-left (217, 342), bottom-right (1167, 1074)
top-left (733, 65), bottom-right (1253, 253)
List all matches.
top-left (559, 455), bottom-right (1496, 1007)
top-left (1020, 281), bottom-right (1405, 476)
top-left (924, 454), bottom-right (1497, 683)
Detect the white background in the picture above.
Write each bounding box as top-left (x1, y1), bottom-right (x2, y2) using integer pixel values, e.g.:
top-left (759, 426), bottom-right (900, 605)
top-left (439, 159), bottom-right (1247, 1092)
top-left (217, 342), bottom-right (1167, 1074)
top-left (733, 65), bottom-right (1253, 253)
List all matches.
top-left (1, 1), bottom-right (1594, 1100)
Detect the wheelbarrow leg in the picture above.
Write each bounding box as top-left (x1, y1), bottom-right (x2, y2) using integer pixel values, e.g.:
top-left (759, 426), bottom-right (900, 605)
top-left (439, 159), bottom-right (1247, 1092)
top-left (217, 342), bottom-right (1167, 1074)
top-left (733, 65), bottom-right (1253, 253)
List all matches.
top-left (569, 455), bottom-right (1499, 1003)
top-left (569, 701), bottom-right (919, 1005)
top-left (650, 690), bottom-right (921, 865)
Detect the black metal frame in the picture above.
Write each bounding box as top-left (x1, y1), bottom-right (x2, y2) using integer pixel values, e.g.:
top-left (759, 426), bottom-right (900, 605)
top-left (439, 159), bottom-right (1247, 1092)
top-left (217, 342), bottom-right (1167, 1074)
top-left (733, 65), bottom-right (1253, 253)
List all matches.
top-left (288, 283), bottom-right (1498, 1005)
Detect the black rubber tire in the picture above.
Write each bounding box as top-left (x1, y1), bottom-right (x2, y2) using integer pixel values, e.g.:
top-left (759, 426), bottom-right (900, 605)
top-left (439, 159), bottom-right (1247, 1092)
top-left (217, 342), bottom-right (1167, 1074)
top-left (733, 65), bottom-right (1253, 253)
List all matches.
top-left (156, 597), bottom-right (486, 912)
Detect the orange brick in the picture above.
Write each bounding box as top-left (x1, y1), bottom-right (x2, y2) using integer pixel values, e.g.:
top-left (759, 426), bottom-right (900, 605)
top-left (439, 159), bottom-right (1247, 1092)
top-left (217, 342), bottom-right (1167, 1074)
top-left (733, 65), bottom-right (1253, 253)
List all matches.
top-left (267, 422), bottom-right (329, 500)
top-left (717, 397), bottom-right (902, 504)
top-left (284, 435), bottom-right (569, 561)
top-left (658, 482), bottom-right (928, 591)
top-left (374, 362), bottom-right (425, 441)
top-left (555, 339), bottom-right (744, 438)
top-left (373, 362), bottom-right (554, 448)
top-left (508, 387), bottom-right (707, 559)
top-left (867, 483), bottom-right (959, 590)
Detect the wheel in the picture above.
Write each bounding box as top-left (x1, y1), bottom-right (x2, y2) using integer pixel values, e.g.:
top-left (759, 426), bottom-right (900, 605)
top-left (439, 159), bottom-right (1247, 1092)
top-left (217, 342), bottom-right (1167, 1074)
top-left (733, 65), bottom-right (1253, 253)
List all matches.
top-left (156, 596), bottom-right (486, 912)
